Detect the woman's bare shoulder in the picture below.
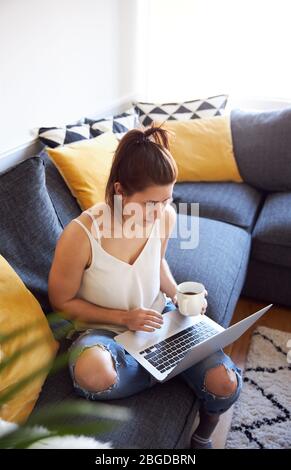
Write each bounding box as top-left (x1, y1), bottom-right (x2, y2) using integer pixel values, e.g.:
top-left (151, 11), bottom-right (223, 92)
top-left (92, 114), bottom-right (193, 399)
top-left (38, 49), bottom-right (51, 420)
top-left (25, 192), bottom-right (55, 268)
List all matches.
top-left (55, 212), bottom-right (92, 255)
top-left (64, 201), bottom-right (108, 240)
top-left (49, 215), bottom-right (91, 275)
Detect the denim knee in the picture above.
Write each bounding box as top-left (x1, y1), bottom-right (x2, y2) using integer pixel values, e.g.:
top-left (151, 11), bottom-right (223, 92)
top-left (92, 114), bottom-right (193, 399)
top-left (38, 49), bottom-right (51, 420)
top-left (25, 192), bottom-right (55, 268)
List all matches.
top-left (180, 349), bottom-right (243, 415)
top-left (68, 329), bottom-right (122, 400)
top-left (68, 328), bottom-right (156, 401)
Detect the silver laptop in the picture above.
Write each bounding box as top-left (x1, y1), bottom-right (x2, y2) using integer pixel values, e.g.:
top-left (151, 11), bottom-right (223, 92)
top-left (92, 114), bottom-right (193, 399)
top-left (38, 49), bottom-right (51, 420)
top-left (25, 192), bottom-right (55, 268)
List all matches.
top-left (115, 304), bottom-right (273, 382)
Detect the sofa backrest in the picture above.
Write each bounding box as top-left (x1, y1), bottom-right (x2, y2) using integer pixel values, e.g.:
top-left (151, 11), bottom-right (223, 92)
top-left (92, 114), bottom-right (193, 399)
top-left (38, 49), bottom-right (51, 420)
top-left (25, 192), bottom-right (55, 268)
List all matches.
top-left (0, 152), bottom-right (81, 315)
top-left (231, 108), bottom-right (291, 192)
top-left (40, 149), bottom-right (81, 228)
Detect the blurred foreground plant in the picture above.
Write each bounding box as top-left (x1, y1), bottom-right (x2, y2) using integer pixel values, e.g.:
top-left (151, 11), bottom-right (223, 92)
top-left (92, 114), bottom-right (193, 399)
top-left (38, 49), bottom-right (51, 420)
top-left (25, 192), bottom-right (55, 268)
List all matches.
top-left (0, 311), bottom-right (130, 449)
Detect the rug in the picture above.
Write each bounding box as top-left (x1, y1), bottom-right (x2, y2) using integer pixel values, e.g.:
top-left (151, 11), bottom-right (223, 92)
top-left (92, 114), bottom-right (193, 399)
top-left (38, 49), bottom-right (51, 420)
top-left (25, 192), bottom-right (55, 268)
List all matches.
top-left (225, 326), bottom-right (291, 449)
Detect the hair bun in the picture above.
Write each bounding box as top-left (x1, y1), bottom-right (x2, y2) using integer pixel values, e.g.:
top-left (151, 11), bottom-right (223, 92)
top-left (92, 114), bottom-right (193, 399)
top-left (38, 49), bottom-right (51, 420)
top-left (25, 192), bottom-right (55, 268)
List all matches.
top-left (143, 123), bottom-right (172, 150)
top-left (135, 134), bottom-right (149, 144)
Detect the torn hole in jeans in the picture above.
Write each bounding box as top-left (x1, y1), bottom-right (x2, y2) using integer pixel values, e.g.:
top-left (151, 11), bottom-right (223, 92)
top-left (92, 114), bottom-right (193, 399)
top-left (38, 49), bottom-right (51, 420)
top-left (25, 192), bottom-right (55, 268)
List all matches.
top-left (202, 363), bottom-right (238, 400)
top-left (72, 342), bottom-right (120, 394)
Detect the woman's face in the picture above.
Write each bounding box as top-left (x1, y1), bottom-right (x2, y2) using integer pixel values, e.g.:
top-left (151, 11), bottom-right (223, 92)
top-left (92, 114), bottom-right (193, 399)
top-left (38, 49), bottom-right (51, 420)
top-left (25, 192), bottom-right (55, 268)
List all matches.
top-left (114, 182), bottom-right (175, 224)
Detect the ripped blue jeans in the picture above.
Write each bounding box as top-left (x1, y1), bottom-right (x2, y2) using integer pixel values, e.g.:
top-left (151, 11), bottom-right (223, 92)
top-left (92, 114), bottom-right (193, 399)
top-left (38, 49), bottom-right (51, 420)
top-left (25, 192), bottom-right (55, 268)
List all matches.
top-left (68, 300), bottom-right (242, 415)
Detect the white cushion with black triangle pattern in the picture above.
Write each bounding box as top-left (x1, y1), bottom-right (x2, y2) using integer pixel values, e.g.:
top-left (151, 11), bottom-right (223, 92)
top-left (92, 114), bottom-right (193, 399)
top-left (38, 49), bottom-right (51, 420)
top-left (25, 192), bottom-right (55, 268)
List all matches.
top-left (37, 107), bottom-right (140, 149)
top-left (38, 124), bottom-right (90, 148)
top-left (85, 107), bottom-right (141, 140)
top-left (133, 94), bottom-right (228, 126)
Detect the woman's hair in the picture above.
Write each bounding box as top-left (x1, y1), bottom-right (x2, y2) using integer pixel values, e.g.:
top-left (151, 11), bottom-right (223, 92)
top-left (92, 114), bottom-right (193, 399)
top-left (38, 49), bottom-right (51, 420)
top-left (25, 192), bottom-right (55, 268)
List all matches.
top-left (105, 122), bottom-right (178, 208)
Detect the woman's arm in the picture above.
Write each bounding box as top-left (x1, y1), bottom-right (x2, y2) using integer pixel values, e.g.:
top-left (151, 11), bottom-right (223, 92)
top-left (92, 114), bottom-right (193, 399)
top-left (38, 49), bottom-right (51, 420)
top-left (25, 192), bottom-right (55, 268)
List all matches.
top-left (48, 217), bottom-right (128, 326)
top-left (159, 206), bottom-right (208, 312)
top-left (160, 205), bottom-right (178, 303)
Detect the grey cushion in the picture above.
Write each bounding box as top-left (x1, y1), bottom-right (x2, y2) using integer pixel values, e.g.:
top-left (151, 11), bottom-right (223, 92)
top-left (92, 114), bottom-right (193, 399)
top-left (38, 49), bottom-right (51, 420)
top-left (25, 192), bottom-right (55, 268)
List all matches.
top-left (0, 156), bottom-right (62, 314)
top-left (39, 149), bottom-right (81, 228)
top-left (166, 214), bottom-right (251, 327)
top-left (173, 181), bottom-right (264, 231)
top-left (243, 258), bottom-right (291, 308)
top-left (231, 108), bottom-right (291, 191)
top-left (251, 192), bottom-right (291, 269)
top-left (31, 338), bottom-right (198, 449)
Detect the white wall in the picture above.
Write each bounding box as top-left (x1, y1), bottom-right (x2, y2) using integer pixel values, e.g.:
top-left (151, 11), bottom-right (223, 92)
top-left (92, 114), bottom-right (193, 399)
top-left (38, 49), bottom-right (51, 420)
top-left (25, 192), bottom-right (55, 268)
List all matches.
top-left (2, 0), bottom-right (291, 164)
top-left (0, 0), bottom-right (138, 156)
top-left (142, 0), bottom-right (291, 104)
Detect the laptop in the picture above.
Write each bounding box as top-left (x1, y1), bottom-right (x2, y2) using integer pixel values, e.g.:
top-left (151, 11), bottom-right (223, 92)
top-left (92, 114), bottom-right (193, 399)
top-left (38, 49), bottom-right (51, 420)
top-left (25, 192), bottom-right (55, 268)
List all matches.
top-left (115, 304), bottom-right (273, 382)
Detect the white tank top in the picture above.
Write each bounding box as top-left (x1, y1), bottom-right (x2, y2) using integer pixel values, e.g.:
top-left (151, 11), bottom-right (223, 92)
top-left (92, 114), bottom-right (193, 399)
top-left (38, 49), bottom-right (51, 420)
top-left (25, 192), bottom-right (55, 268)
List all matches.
top-left (71, 205), bottom-right (167, 334)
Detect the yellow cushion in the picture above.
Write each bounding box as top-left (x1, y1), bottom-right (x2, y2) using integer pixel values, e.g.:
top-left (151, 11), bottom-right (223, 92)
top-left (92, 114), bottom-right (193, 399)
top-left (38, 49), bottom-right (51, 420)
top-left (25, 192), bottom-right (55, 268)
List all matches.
top-left (47, 132), bottom-right (119, 210)
top-left (154, 116), bottom-right (243, 182)
top-left (0, 255), bottom-right (58, 424)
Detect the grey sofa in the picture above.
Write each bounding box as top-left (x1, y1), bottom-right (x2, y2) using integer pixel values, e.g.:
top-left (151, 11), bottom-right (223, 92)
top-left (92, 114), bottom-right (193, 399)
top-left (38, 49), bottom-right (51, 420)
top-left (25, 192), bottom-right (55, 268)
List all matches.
top-left (0, 107), bottom-right (290, 449)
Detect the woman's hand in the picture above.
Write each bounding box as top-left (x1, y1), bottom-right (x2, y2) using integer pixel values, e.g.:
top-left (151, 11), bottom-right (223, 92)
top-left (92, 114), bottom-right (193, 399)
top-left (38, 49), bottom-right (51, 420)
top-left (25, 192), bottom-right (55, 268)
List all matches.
top-left (171, 293), bottom-right (178, 307)
top-left (201, 289), bottom-right (208, 315)
top-left (124, 307), bottom-right (164, 332)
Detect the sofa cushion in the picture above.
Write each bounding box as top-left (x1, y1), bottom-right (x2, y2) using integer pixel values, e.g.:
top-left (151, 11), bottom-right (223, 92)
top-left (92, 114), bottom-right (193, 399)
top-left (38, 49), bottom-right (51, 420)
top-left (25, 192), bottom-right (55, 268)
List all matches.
top-left (39, 150), bottom-right (81, 228)
top-left (251, 192), bottom-right (291, 268)
top-left (46, 132), bottom-right (118, 211)
top-left (166, 214), bottom-right (251, 327)
top-left (0, 157), bottom-right (62, 314)
top-left (0, 255), bottom-right (58, 424)
top-left (173, 181), bottom-right (263, 231)
top-left (231, 108), bottom-right (291, 191)
top-left (242, 258), bottom-right (291, 308)
top-left (155, 116), bottom-right (243, 183)
top-left (133, 94), bottom-right (228, 126)
top-left (85, 106), bottom-right (140, 139)
top-left (38, 123), bottom-right (90, 148)
top-left (30, 338), bottom-right (198, 449)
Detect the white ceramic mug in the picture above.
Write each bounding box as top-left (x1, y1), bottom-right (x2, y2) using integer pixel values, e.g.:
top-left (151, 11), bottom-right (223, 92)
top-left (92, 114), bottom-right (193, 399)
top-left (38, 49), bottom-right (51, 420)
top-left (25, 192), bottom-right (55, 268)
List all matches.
top-left (177, 281), bottom-right (206, 316)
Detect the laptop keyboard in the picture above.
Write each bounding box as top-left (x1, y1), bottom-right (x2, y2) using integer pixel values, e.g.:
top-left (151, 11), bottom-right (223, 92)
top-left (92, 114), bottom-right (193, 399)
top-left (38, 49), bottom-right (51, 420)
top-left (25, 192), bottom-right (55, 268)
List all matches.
top-left (139, 321), bottom-right (219, 373)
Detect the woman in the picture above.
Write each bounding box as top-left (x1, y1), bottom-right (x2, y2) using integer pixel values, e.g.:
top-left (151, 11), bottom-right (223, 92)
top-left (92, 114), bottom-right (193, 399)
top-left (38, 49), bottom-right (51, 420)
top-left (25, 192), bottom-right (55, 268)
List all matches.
top-left (48, 124), bottom-right (242, 449)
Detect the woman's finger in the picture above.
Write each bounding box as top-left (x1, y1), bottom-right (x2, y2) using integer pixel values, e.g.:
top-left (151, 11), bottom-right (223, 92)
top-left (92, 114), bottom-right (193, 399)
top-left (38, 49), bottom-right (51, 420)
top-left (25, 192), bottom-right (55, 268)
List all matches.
top-left (201, 297), bottom-right (208, 314)
top-left (172, 296), bottom-right (178, 306)
top-left (144, 320), bottom-right (163, 329)
top-left (146, 315), bottom-right (164, 324)
top-left (139, 326), bottom-right (155, 332)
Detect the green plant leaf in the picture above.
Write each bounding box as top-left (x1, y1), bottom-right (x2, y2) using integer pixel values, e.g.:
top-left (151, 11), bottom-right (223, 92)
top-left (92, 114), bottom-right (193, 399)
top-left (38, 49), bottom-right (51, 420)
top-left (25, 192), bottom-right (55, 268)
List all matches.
top-left (0, 348), bottom-right (70, 405)
top-left (0, 334), bottom-right (55, 373)
top-left (0, 310), bottom-right (131, 449)
top-left (28, 400), bottom-right (130, 428)
top-left (0, 310), bottom-right (72, 344)
top-left (0, 401), bottom-right (131, 448)
top-left (0, 426), bottom-right (55, 449)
